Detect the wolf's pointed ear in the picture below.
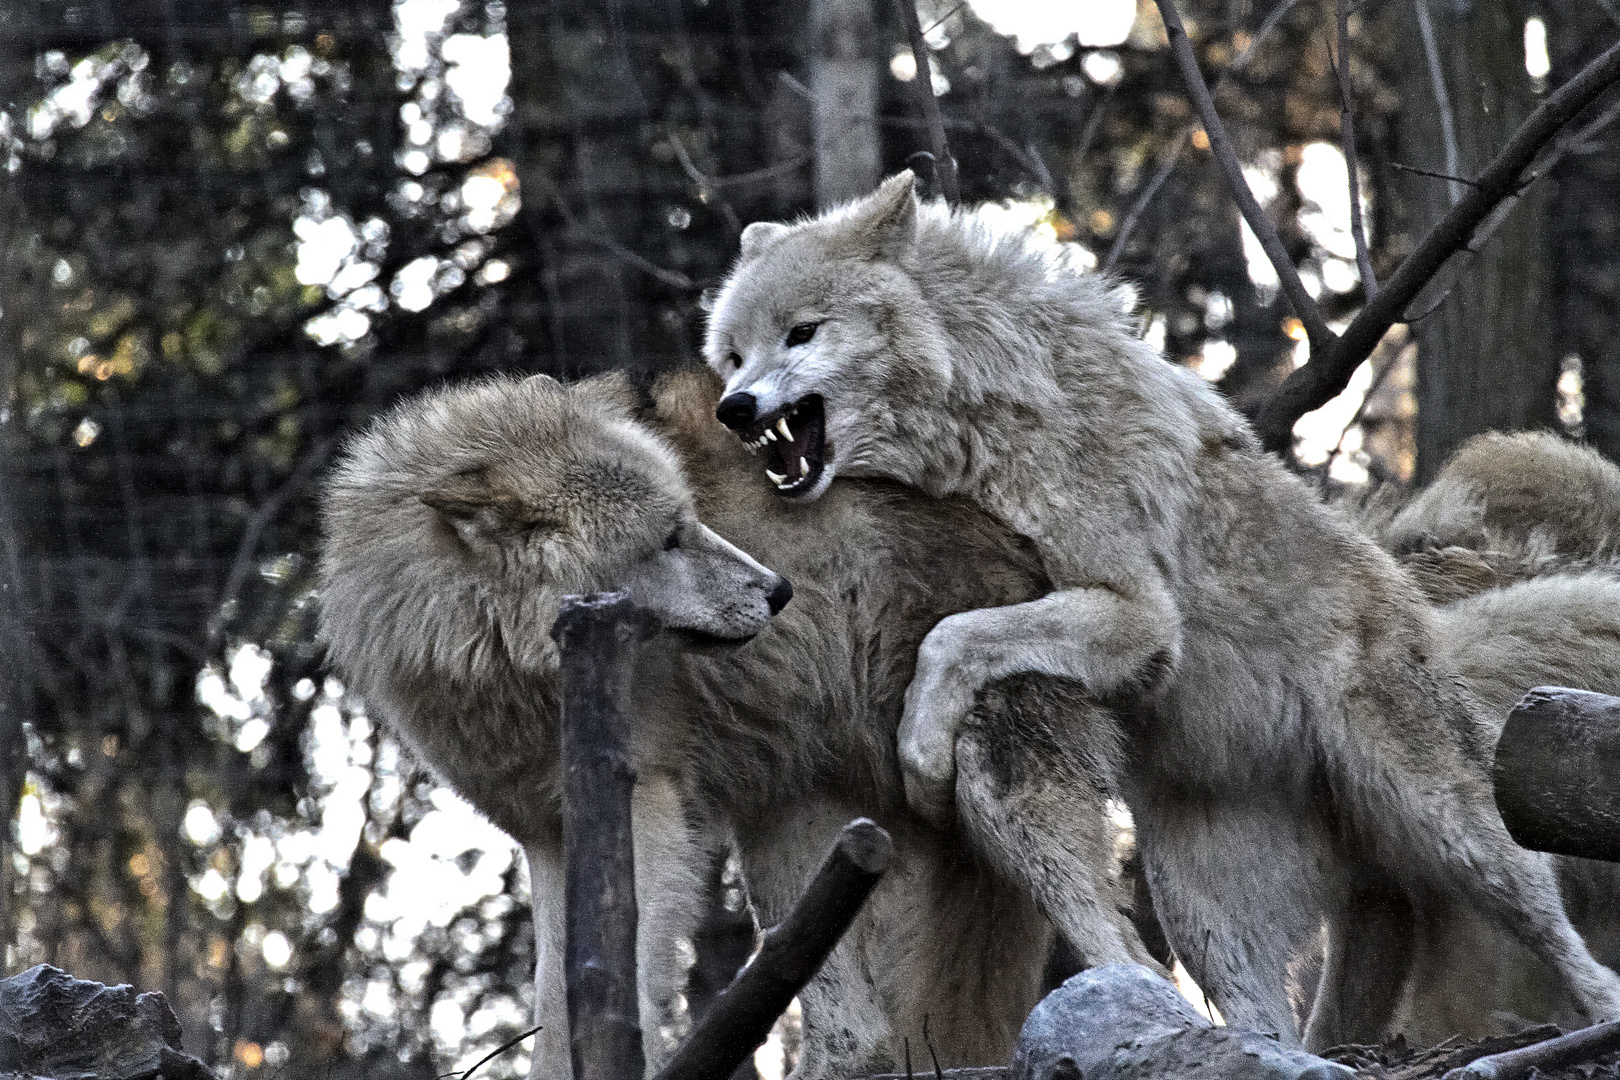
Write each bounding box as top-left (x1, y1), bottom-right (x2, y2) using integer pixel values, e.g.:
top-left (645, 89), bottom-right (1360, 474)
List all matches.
top-left (420, 469), bottom-right (531, 521)
top-left (420, 469), bottom-right (500, 520)
top-left (851, 171), bottom-right (917, 258)
top-left (739, 221), bottom-right (789, 260)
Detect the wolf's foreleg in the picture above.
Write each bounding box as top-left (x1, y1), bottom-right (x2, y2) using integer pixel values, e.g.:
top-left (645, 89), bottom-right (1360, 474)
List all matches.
top-left (525, 838), bottom-right (573, 1080)
top-left (899, 582), bottom-right (1180, 823)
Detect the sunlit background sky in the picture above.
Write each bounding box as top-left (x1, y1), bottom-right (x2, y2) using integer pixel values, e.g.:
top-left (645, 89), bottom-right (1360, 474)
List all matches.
top-left (12, 0), bottom-right (1561, 1074)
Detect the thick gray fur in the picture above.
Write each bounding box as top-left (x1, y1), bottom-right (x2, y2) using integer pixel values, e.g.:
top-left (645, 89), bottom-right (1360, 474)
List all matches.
top-left (1386, 431), bottom-right (1620, 561)
top-left (318, 370), bottom-right (1150, 1080)
top-left (1320, 432), bottom-right (1620, 1045)
top-left (703, 172), bottom-right (1620, 1046)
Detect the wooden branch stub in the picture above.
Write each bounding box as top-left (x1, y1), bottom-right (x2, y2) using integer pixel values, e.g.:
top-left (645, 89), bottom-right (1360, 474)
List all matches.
top-left (553, 591), bottom-right (661, 1080)
top-left (653, 819), bottom-right (895, 1080)
top-left (1441, 1020), bottom-right (1620, 1079)
top-left (1493, 686), bottom-right (1620, 863)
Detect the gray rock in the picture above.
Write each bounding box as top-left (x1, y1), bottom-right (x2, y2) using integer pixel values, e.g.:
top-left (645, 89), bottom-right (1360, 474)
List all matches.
top-left (0, 964), bottom-right (216, 1080)
top-left (1010, 964), bottom-right (1355, 1080)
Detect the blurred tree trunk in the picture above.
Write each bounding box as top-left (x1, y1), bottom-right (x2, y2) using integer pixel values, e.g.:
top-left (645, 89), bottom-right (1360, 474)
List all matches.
top-left (1547, 3), bottom-right (1620, 459)
top-left (810, 0), bottom-right (882, 208)
top-left (1389, 0), bottom-right (1555, 483)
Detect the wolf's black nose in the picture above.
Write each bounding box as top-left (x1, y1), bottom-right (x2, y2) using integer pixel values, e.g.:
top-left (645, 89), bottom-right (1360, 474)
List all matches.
top-left (716, 392), bottom-right (757, 431)
top-left (766, 577), bottom-right (794, 615)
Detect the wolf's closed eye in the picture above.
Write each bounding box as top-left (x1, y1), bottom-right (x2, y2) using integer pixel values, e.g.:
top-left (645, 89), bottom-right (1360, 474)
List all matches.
top-left (785, 322), bottom-right (819, 347)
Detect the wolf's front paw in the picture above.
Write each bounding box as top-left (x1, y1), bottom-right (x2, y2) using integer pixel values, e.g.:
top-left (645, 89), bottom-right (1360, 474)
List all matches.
top-left (898, 627), bottom-right (980, 826)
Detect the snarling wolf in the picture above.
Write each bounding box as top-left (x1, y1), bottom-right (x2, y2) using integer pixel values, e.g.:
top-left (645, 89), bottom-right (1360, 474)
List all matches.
top-left (318, 370), bottom-right (1153, 1080)
top-left (702, 171), bottom-right (1620, 1045)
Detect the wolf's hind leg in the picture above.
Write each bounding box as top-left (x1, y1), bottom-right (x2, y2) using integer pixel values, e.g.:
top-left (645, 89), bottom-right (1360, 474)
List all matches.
top-left (1302, 873), bottom-right (1416, 1051)
top-left (955, 675), bottom-right (1161, 972)
top-left (1133, 790), bottom-right (1329, 1043)
top-left (1352, 750), bottom-right (1620, 1026)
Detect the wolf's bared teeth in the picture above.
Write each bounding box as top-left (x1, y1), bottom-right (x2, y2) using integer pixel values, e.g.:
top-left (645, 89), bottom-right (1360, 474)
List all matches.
top-left (765, 468), bottom-right (787, 485)
top-left (799, 456), bottom-right (809, 476)
top-left (777, 418), bottom-right (793, 441)
top-left (745, 443), bottom-right (758, 455)
top-left (765, 429), bottom-right (778, 443)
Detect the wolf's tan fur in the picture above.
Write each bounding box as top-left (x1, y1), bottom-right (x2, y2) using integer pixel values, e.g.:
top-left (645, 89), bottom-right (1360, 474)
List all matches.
top-left (1386, 431), bottom-right (1620, 560)
top-left (319, 370), bottom-right (1149, 1080)
top-left (703, 173), bottom-right (1620, 1045)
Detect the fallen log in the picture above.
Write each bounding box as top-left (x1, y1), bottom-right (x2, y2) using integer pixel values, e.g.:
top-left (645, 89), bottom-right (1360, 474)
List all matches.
top-left (652, 819), bottom-right (894, 1080)
top-left (553, 592), bottom-right (661, 1080)
top-left (1441, 1020), bottom-right (1620, 1080)
top-left (1493, 686), bottom-right (1620, 863)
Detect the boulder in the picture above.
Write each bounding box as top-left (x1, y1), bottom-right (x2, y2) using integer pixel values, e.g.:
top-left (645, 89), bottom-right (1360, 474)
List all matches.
top-left (0, 965), bottom-right (215, 1080)
top-left (1011, 964), bottom-right (1354, 1080)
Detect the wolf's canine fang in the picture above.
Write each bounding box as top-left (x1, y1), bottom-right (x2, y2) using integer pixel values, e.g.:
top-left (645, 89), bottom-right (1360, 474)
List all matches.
top-left (718, 392), bottom-right (827, 496)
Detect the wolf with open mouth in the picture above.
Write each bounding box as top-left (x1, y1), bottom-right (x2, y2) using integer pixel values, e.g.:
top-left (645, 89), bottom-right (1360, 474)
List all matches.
top-left (702, 171), bottom-right (1620, 1048)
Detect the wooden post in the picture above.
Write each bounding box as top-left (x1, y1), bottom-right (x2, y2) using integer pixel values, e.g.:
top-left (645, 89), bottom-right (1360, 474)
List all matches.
top-left (553, 592), bottom-right (660, 1080)
top-left (653, 819), bottom-right (894, 1080)
top-left (1493, 686), bottom-right (1620, 863)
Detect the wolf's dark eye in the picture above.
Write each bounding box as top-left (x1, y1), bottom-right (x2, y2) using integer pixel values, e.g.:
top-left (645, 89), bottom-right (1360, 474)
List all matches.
top-left (728, 352), bottom-right (743, 371)
top-left (663, 529), bottom-right (681, 551)
top-left (785, 322), bottom-right (819, 347)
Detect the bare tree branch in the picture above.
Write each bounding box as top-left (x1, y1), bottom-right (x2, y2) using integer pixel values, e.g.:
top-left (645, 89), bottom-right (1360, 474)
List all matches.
top-left (1103, 129), bottom-right (1190, 274)
top-left (1254, 36), bottom-right (1620, 452)
top-left (895, 0), bottom-right (959, 204)
top-left (546, 185), bottom-right (697, 292)
top-left (1154, 0), bottom-right (1334, 357)
top-left (1231, 0), bottom-right (1310, 75)
top-left (1415, 0), bottom-right (1465, 206)
top-left (1102, 0), bottom-right (1307, 270)
top-left (1332, 3), bottom-right (1376, 298)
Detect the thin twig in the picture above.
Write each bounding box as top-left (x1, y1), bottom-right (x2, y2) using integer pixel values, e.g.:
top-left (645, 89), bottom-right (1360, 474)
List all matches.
top-left (1073, 83), bottom-right (1116, 166)
top-left (895, 0), bottom-right (959, 204)
top-left (922, 1), bottom-right (966, 38)
top-left (1103, 129), bottom-right (1190, 274)
top-left (1414, 0), bottom-right (1464, 206)
top-left (208, 436), bottom-right (336, 650)
top-left (1333, 1), bottom-right (1376, 298)
top-left (1327, 336), bottom-right (1403, 469)
top-left (1389, 161), bottom-right (1482, 188)
top-left (441, 1024), bottom-right (545, 1080)
top-left (1154, 0), bottom-right (1333, 358)
top-left (1254, 36), bottom-right (1620, 452)
top-left (923, 1015), bottom-right (944, 1080)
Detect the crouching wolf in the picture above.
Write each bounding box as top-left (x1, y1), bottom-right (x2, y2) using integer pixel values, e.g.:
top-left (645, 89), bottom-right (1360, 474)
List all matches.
top-left (319, 371), bottom-right (1152, 1080)
top-left (702, 171), bottom-right (1620, 1045)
